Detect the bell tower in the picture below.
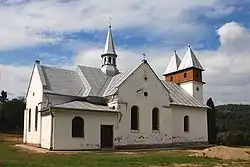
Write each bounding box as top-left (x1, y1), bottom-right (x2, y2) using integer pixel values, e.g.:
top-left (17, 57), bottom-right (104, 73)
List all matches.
top-left (163, 45), bottom-right (205, 103)
top-left (101, 23), bottom-right (119, 77)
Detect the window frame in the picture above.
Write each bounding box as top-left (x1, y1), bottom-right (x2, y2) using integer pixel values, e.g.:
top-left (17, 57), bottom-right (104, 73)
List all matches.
top-left (131, 105), bottom-right (139, 131)
top-left (72, 116), bottom-right (85, 138)
top-left (184, 115), bottom-right (189, 132)
top-left (152, 107), bottom-right (160, 131)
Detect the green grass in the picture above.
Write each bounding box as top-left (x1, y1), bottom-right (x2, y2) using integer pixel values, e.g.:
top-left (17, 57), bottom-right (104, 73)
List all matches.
top-left (0, 142), bottom-right (250, 167)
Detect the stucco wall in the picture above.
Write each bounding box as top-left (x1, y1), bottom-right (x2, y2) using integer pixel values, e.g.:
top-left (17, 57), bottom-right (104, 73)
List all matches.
top-left (41, 114), bottom-right (52, 149)
top-left (52, 109), bottom-right (118, 150)
top-left (171, 105), bottom-right (208, 143)
top-left (180, 81), bottom-right (204, 104)
top-left (114, 62), bottom-right (172, 146)
top-left (24, 64), bottom-right (43, 144)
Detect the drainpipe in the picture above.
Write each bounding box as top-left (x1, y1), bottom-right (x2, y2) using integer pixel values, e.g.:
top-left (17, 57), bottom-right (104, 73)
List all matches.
top-left (49, 107), bottom-right (54, 151)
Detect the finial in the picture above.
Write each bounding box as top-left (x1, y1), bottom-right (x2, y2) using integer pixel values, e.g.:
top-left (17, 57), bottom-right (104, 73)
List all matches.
top-left (108, 17), bottom-right (112, 28)
top-left (188, 44), bottom-right (191, 48)
top-left (143, 53), bottom-right (146, 60)
top-left (174, 50), bottom-right (177, 53)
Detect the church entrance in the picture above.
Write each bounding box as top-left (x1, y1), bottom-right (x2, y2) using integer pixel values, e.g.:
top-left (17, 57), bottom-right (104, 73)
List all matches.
top-left (100, 125), bottom-right (114, 149)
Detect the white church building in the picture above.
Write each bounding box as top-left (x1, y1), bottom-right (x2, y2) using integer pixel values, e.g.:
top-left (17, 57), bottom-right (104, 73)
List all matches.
top-left (23, 25), bottom-right (209, 151)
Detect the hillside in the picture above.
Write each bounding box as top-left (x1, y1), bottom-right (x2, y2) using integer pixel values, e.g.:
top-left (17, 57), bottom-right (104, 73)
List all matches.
top-left (215, 104), bottom-right (250, 146)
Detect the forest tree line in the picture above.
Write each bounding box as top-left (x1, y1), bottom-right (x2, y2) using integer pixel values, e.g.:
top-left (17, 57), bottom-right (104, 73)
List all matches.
top-left (0, 90), bottom-right (250, 146)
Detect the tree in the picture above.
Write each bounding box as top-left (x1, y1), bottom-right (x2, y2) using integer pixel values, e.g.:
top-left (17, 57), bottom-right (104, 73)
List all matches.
top-left (206, 97), bottom-right (217, 144)
top-left (0, 96), bottom-right (26, 132)
top-left (0, 90), bottom-right (7, 102)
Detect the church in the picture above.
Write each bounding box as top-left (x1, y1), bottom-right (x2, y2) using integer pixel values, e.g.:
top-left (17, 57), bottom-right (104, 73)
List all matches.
top-left (23, 24), bottom-right (209, 151)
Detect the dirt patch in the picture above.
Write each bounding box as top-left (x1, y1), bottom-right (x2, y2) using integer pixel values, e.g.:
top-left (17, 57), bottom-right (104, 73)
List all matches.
top-left (115, 151), bottom-right (147, 155)
top-left (191, 146), bottom-right (250, 160)
top-left (0, 133), bottom-right (22, 143)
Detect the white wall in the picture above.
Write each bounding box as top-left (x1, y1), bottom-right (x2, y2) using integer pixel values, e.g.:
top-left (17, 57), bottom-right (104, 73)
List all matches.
top-left (41, 114), bottom-right (52, 149)
top-left (171, 105), bottom-right (208, 143)
top-left (52, 109), bottom-right (118, 150)
top-left (24, 64), bottom-right (43, 144)
top-left (180, 81), bottom-right (204, 103)
top-left (114, 62), bottom-right (172, 146)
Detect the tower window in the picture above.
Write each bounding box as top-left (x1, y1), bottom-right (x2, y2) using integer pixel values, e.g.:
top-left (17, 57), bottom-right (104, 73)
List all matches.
top-left (108, 57), bottom-right (111, 64)
top-left (184, 115), bottom-right (189, 132)
top-left (170, 76), bottom-right (173, 81)
top-left (131, 105), bottom-right (139, 130)
top-left (196, 87), bottom-right (199, 91)
top-left (113, 58), bottom-right (116, 65)
top-left (184, 72), bottom-right (187, 78)
top-left (104, 57), bottom-right (106, 64)
top-left (144, 92), bottom-right (148, 97)
top-left (152, 108), bottom-right (159, 130)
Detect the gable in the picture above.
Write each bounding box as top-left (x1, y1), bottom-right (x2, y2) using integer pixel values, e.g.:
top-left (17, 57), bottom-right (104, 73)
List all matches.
top-left (115, 61), bottom-right (171, 105)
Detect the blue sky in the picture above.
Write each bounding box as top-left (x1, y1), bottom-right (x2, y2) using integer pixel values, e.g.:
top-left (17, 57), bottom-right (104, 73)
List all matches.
top-left (1, 0), bottom-right (250, 104)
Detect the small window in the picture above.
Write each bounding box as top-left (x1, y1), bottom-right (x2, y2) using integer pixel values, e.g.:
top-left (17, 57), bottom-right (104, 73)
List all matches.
top-left (184, 72), bottom-right (187, 78)
top-left (72, 117), bottom-right (84, 137)
top-left (113, 58), bottom-right (116, 65)
top-left (170, 76), bottom-right (173, 81)
top-left (196, 87), bottom-right (199, 91)
top-left (184, 116), bottom-right (189, 132)
top-left (144, 92), bottom-right (148, 97)
top-left (104, 57), bottom-right (106, 64)
top-left (131, 106), bottom-right (139, 130)
top-left (28, 109), bottom-right (31, 132)
top-left (35, 106), bottom-right (38, 131)
top-left (152, 108), bottom-right (159, 130)
top-left (108, 57), bottom-right (111, 64)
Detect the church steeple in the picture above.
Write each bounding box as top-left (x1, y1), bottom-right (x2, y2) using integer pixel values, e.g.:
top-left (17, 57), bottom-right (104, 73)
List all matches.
top-left (163, 50), bottom-right (181, 75)
top-left (101, 23), bottom-right (119, 77)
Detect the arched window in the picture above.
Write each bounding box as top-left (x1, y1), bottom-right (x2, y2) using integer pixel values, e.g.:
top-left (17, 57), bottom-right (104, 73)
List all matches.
top-left (113, 58), bottom-right (116, 65)
top-left (28, 109), bottom-right (31, 132)
top-left (152, 108), bottom-right (159, 130)
top-left (104, 57), bottom-right (106, 64)
top-left (184, 72), bottom-right (187, 78)
top-left (170, 76), bottom-right (173, 81)
top-left (131, 106), bottom-right (139, 130)
top-left (184, 115), bottom-right (189, 132)
top-left (35, 106), bottom-right (38, 131)
top-left (72, 117), bottom-right (84, 137)
top-left (108, 57), bottom-right (112, 64)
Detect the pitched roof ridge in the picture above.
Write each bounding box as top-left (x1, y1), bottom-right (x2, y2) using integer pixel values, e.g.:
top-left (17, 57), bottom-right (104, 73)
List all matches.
top-left (41, 65), bottom-right (76, 73)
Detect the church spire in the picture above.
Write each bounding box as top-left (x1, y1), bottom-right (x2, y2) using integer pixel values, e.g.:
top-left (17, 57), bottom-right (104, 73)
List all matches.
top-left (178, 45), bottom-right (204, 71)
top-left (101, 19), bottom-right (119, 77)
top-left (163, 50), bottom-right (181, 75)
top-left (102, 25), bottom-right (117, 56)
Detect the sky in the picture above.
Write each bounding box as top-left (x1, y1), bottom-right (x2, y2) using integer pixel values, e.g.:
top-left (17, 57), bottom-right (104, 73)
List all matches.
top-left (0, 0), bottom-right (250, 105)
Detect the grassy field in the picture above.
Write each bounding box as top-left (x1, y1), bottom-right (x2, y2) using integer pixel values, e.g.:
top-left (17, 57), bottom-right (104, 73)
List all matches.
top-left (0, 135), bottom-right (250, 167)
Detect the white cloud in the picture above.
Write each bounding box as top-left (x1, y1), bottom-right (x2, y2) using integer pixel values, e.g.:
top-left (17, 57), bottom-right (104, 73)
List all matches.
top-left (0, 0), bottom-right (226, 50)
top-left (0, 64), bottom-right (32, 98)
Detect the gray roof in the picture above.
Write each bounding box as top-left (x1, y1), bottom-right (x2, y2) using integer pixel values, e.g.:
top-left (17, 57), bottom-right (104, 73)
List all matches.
top-left (162, 80), bottom-right (207, 108)
top-left (178, 46), bottom-right (204, 71)
top-left (163, 51), bottom-right (181, 75)
top-left (41, 65), bottom-right (85, 96)
top-left (77, 65), bottom-right (112, 96)
top-left (53, 101), bottom-right (118, 112)
top-left (36, 60), bottom-right (207, 109)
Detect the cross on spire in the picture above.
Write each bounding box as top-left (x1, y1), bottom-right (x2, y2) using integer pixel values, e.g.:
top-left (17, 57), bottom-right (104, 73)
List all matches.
top-left (143, 53), bottom-right (146, 60)
top-left (108, 17), bottom-right (112, 28)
